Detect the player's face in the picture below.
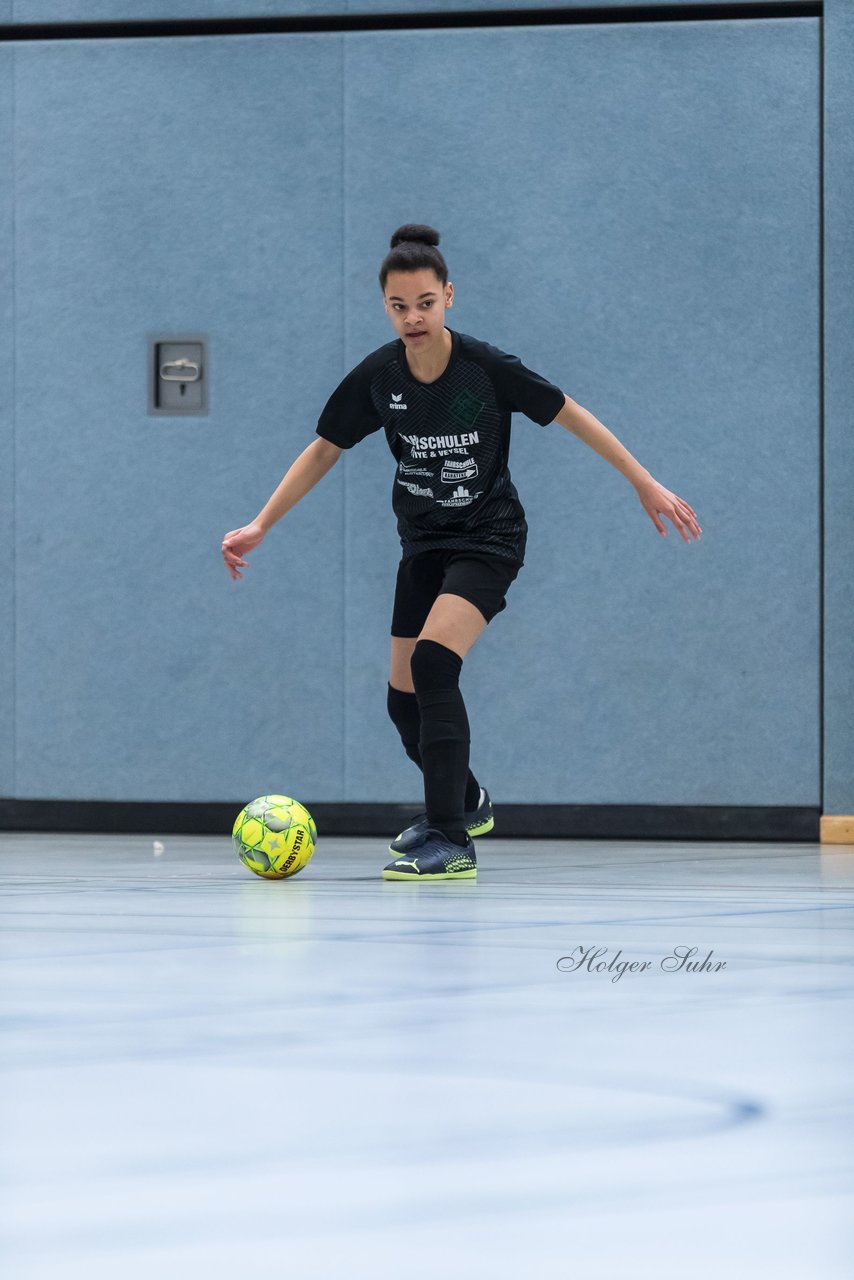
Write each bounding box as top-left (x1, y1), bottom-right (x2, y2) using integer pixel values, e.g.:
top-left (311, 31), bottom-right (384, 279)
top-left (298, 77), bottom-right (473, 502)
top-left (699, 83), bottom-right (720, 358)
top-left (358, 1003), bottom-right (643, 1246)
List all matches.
top-left (383, 269), bottom-right (454, 353)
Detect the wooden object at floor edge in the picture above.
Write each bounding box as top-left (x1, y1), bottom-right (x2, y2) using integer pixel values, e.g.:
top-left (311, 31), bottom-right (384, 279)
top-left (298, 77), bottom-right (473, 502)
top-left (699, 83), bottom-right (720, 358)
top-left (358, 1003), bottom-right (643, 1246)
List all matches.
top-left (820, 816), bottom-right (854, 844)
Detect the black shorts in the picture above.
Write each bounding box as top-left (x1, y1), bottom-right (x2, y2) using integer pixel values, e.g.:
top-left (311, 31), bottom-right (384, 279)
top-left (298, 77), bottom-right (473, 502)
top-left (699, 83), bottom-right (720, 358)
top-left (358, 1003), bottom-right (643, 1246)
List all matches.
top-left (390, 549), bottom-right (523, 637)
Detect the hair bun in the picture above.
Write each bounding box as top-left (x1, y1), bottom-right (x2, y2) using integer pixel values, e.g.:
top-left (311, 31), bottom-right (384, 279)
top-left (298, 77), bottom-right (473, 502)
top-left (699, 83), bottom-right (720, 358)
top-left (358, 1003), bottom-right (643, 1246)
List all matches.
top-left (390, 223), bottom-right (440, 250)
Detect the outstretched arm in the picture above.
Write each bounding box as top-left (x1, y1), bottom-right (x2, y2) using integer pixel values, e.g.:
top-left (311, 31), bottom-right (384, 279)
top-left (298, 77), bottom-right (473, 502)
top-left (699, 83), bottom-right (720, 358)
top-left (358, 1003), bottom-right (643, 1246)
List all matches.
top-left (552, 395), bottom-right (702, 543)
top-left (221, 437), bottom-right (343, 580)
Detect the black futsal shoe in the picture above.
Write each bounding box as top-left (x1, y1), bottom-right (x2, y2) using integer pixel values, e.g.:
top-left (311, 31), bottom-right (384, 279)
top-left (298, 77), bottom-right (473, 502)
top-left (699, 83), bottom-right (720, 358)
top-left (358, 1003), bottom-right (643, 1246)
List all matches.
top-left (382, 828), bottom-right (477, 880)
top-left (388, 787), bottom-right (493, 856)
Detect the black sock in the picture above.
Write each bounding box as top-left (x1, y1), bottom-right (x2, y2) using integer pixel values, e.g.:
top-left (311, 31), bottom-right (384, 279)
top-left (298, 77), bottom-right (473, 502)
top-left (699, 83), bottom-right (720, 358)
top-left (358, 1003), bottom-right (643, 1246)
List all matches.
top-left (410, 640), bottom-right (470, 839)
top-left (441, 828), bottom-right (469, 847)
top-left (387, 684), bottom-right (481, 811)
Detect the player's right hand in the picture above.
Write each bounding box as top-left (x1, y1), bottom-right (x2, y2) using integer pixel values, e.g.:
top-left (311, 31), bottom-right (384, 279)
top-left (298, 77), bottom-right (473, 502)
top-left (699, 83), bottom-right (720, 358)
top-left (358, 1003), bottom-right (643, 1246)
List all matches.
top-left (221, 521), bottom-right (265, 580)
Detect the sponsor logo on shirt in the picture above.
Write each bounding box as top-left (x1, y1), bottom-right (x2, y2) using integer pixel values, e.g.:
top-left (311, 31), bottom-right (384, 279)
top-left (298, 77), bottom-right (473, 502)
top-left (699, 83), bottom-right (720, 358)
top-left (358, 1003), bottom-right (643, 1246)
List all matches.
top-left (397, 479), bottom-right (434, 498)
top-left (398, 461), bottom-right (433, 478)
top-left (441, 456), bottom-right (479, 484)
top-left (438, 485), bottom-right (483, 508)
top-left (389, 393), bottom-right (407, 410)
top-left (399, 431), bottom-right (480, 452)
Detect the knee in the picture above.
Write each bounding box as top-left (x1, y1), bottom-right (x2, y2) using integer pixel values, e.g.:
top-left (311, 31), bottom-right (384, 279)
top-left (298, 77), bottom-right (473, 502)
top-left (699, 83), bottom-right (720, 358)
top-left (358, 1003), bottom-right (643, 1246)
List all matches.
top-left (387, 682), bottom-right (421, 755)
top-left (410, 638), bottom-right (463, 694)
top-left (387, 681), bottom-right (416, 726)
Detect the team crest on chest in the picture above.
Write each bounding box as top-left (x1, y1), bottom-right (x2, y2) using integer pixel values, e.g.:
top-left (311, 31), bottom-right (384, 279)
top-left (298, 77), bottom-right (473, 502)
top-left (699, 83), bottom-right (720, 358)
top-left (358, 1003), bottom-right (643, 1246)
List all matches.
top-left (450, 390), bottom-right (485, 427)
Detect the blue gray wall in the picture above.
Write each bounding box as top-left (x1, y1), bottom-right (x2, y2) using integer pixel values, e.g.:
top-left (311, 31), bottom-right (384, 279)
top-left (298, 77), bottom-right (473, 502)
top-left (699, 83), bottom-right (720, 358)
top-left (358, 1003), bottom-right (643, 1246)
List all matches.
top-left (1, 3), bottom-right (850, 819)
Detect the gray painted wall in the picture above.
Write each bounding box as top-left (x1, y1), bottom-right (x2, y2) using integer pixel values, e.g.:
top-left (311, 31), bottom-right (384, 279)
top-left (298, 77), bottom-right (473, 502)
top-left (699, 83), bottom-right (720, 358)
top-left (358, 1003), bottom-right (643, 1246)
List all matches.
top-left (2, 6), bottom-right (848, 819)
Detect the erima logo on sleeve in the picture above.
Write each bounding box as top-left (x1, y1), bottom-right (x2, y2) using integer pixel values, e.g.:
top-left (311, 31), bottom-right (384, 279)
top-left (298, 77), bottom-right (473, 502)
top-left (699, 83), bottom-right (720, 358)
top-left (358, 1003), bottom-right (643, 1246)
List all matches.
top-left (389, 393), bottom-right (407, 410)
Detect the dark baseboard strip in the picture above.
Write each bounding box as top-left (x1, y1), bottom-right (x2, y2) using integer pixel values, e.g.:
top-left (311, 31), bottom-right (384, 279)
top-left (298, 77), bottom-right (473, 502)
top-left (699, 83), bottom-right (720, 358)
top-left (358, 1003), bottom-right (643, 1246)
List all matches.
top-left (0, 4), bottom-right (822, 41)
top-left (0, 798), bottom-right (820, 841)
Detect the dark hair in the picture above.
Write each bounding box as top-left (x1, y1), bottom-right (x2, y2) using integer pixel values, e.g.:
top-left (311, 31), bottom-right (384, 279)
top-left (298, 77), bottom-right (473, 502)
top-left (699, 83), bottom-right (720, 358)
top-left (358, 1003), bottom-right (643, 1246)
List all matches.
top-left (379, 223), bottom-right (448, 291)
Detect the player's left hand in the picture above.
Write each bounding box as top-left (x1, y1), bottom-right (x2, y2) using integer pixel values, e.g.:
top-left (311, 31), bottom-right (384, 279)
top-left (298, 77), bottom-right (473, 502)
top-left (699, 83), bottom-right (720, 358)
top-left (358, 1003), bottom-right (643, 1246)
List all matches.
top-left (634, 477), bottom-right (702, 542)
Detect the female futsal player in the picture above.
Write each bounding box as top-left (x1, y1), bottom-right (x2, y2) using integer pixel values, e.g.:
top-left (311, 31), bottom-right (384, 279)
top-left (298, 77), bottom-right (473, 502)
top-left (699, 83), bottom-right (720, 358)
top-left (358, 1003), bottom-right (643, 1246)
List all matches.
top-left (222, 224), bottom-right (701, 881)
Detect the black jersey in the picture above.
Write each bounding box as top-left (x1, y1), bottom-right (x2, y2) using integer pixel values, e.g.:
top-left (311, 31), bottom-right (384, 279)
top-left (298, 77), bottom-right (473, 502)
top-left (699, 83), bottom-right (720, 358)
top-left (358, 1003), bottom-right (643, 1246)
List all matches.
top-left (315, 327), bottom-right (564, 565)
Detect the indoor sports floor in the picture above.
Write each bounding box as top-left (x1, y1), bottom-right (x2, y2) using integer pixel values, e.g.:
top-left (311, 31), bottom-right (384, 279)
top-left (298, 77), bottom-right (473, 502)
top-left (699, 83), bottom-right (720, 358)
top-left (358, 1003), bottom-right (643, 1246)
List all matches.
top-left (1, 832), bottom-right (852, 1279)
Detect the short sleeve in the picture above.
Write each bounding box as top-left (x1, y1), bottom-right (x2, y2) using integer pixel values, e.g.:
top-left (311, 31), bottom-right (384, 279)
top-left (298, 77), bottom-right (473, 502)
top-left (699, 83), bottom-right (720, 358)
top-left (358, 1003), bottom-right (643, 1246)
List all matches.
top-left (315, 361), bottom-right (381, 449)
top-left (485, 344), bottom-right (565, 426)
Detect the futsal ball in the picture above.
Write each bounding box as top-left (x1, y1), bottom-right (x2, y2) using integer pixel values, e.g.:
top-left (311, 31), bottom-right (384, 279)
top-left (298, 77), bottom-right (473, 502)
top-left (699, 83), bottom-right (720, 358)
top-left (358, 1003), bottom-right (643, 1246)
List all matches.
top-left (232, 794), bottom-right (317, 880)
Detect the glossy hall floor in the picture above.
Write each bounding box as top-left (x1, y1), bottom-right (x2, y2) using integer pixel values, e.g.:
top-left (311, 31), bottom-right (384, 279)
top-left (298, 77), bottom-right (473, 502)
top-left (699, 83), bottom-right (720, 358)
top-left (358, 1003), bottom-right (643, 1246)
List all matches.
top-left (1, 831), bottom-right (852, 1279)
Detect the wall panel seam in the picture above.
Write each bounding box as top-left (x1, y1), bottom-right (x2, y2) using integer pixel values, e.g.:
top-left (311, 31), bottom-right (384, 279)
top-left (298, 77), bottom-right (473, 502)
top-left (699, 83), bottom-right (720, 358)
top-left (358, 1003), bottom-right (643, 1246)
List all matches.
top-left (342, 33), bottom-right (348, 799)
top-left (11, 43), bottom-right (16, 796)
top-left (818, 10), bottom-right (825, 808)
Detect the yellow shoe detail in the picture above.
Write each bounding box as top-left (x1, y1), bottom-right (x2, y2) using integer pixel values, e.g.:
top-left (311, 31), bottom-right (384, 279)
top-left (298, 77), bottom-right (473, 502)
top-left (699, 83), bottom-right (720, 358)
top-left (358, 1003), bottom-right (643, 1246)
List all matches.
top-left (382, 865), bottom-right (477, 880)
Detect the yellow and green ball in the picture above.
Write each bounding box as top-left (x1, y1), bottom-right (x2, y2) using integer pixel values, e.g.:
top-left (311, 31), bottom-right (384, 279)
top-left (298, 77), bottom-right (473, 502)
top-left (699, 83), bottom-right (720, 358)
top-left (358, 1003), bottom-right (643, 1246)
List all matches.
top-left (233, 795), bottom-right (317, 879)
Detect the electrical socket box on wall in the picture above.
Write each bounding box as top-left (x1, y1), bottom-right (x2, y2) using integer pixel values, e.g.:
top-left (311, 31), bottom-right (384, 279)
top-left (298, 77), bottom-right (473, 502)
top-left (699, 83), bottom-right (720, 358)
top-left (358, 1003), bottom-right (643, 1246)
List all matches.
top-left (148, 336), bottom-right (208, 415)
